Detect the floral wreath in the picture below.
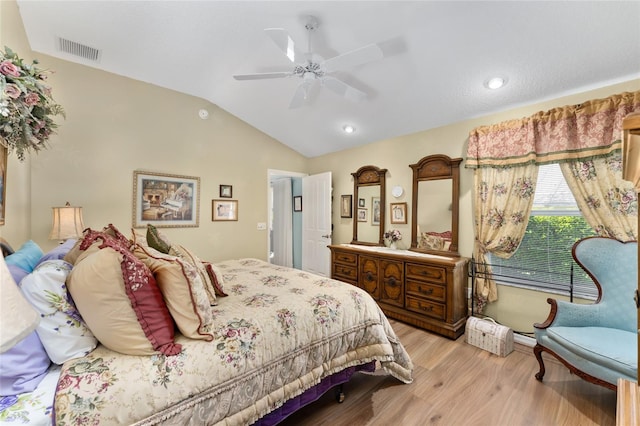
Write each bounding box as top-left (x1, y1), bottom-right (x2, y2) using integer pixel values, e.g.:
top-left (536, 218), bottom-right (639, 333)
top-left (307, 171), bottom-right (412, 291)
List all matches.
top-left (0, 46), bottom-right (65, 161)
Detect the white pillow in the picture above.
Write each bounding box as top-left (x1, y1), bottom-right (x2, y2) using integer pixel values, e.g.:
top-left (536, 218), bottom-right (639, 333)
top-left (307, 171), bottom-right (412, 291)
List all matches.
top-left (19, 260), bottom-right (97, 364)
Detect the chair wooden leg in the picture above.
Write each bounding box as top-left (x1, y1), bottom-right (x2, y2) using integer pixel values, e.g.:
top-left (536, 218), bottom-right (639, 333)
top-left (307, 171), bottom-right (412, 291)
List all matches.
top-left (533, 343), bottom-right (546, 382)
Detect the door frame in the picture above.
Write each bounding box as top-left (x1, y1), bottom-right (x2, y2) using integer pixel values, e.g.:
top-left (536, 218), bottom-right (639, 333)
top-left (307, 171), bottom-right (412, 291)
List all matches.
top-left (267, 169), bottom-right (307, 266)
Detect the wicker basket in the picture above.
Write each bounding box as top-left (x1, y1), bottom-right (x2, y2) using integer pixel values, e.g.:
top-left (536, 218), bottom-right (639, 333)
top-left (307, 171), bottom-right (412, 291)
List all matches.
top-left (465, 316), bottom-right (514, 357)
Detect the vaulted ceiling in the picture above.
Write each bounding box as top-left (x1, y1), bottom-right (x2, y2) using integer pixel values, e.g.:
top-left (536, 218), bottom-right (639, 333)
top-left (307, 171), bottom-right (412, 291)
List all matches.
top-left (16, 1), bottom-right (640, 157)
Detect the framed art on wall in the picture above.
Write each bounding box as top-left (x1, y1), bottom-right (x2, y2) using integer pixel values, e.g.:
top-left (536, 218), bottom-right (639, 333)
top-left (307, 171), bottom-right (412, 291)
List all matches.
top-left (340, 195), bottom-right (352, 218)
top-left (372, 197), bottom-right (381, 226)
top-left (390, 202), bottom-right (407, 224)
top-left (219, 184), bottom-right (232, 198)
top-left (212, 199), bottom-right (238, 221)
top-left (133, 171), bottom-right (200, 228)
top-left (357, 208), bottom-right (368, 222)
top-left (293, 196), bottom-right (302, 212)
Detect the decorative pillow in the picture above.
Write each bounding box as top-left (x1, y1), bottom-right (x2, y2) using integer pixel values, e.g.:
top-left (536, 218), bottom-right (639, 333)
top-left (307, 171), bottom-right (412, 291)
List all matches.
top-left (68, 239), bottom-right (181, 356)
top-left (418, 233), bottom-right (445, 251)
top-left (133, 244), bottom-right (214, 341)
top-left (0, 332), bottom-right (51, 396)
top-left (204, 262), bottom-right (228, 297)
top-left (35, 238), bottom-right (77, 267)
top-left (19, 259), bottom-right (98, 364)
top-left (146, 224), bottom-right (171, 254)
top-left (169, 244), bottom-right (217, 305)
top-left (0, 259), bottom-right (50, 396)
top-left (4, 240), bottom-right (43, 273)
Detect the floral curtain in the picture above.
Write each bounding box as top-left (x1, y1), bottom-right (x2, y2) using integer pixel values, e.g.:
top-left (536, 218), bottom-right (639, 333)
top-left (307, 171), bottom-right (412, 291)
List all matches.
top-left (467, 91), bottom-right (640, 311)
top-left (560, 152), bottom-right (637, 241)
top-left (472, 163), bottom-right (538, 312)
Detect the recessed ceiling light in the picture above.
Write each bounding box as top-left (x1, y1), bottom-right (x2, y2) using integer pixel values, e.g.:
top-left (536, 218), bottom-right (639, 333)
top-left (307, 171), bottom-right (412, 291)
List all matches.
top-left (343, 125), bottom-right (355, 134)
top-left (484, 77), bottom-right (508, 90)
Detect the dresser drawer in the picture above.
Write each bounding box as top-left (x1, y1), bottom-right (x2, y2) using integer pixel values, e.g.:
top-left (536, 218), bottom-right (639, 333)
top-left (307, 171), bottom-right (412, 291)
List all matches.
top-left (406, 296), bottom-right (445, 320)
top-left (333, 264), bottom-right (357, 282)
top-left (333, 251), bottom-right (358, 266)
top-left (406, 279), bottom-right (445, 303)
top-left (405, 262), bottom-right (446, 285)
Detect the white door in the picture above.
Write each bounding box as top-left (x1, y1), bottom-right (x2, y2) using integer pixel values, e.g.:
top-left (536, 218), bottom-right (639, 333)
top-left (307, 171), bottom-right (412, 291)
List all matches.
top-left (302, 172), bottom-right (332, 276)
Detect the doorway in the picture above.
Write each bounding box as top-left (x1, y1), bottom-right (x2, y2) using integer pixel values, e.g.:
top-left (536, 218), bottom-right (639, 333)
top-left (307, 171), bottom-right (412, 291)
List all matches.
top-left (268, 170), bottom-right (305, 269)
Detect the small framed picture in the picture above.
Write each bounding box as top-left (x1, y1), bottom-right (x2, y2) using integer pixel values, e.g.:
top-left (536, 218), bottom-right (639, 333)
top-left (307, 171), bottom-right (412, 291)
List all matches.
top-left (357, 208), bottom-right (368, 222)
top-left (219, 184), bottom-right (232, 198)
top-left (358, 198), bottom-right (365, 208)
top-left (340, 195), bottom-right (352, 218)
top-left (212, 199), bottom-right (238, 221)
top-left (390, 202), bottom-right (407, 224)
top-left (372, 197), bottom-right (381, 226)
top-left (293, 196), bottom-right (302, 212)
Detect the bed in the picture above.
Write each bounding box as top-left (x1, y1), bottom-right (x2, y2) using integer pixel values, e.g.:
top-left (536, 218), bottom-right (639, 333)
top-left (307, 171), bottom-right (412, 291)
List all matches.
top-left (0, 226), bottom-right (413, 425)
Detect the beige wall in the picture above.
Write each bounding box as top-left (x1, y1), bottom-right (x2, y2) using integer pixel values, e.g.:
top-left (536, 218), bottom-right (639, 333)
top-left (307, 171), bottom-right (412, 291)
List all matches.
top-left (1, 0), bottom-right (309, 261)
top-left (3, 0), bottom-right (639, 333)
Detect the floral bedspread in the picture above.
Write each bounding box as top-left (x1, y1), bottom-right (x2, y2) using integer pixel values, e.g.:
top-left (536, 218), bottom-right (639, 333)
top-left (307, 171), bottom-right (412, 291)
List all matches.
top-left (54, 259), bottom-right (413, 425)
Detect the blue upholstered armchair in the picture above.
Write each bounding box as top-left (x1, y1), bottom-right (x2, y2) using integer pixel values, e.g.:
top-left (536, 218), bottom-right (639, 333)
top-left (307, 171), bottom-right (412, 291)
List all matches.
top-left (533, 236), bottom-right (638, 391)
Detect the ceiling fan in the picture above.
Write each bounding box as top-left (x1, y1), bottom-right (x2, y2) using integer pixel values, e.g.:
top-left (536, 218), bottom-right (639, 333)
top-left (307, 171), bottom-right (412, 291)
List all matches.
top-left (233, 16), bottom-right (384, 108)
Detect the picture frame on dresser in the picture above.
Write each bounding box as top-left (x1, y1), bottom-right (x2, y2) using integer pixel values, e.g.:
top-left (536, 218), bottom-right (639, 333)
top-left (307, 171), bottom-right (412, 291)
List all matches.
top-left (133, 171), bottom-right (200, 228)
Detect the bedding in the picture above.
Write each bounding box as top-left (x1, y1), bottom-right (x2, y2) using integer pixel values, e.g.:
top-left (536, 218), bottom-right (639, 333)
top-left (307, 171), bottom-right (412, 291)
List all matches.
top-left (2, 232), bottom-right (413, 425)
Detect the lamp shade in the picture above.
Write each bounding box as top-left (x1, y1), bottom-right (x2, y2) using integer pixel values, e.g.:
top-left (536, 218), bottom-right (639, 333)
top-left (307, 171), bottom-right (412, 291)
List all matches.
top-left (48, 202), bottom-right (85, 240)
top-left (621, 112), bottom-right (640, 191)
top-left (0, 255), bottom-right (39, 353)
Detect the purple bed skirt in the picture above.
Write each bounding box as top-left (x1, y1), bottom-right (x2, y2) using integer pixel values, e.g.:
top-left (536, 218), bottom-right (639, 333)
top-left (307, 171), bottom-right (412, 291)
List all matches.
top-left (253, 361), bottom-right (377, 425)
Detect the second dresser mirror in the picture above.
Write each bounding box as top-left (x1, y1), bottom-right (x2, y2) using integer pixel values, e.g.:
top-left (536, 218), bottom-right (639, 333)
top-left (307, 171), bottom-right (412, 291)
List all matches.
top-left (410, 155), bottom-right (462, 256)
top-left (352, 165), bottom-right (387, 246)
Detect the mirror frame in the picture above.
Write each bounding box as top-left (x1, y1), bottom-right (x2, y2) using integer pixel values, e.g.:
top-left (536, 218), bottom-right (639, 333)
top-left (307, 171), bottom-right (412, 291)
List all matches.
top-left (409, 155), bottom-right (462, 256)
top-left (351, 165), bottom-right (387, 246)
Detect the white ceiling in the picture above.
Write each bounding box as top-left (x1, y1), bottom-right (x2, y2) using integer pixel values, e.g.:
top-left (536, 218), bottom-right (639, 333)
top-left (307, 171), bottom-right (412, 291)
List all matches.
top-left (16, 1), bottom-right (640, 158)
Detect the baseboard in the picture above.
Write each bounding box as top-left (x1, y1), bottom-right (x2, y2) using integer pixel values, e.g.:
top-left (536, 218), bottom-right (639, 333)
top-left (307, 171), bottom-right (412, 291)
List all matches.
top-left (514, 333), bottom-right (535, 347)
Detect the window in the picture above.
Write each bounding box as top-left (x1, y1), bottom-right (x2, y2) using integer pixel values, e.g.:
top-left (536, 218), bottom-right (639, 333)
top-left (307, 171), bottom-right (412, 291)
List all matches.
top-left (489, 164), bottom-right (598, 299)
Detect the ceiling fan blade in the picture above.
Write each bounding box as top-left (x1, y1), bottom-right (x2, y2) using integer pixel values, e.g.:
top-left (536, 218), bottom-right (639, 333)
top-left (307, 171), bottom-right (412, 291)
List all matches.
top-left (289, 79), bottom-right (316, 109)
top-left (264, 28), bottom-right (303, 63)
top-left (323, 43), bottom-right (384, 73)
top-left (233, 72), bottom-right (292, 81)
top-left (321, 76), bottom-right (367, 102)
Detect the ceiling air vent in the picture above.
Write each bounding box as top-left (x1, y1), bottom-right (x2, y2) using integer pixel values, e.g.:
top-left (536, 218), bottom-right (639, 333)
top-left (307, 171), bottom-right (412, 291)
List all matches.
top-left (56, 37), bottom-right (101, 62)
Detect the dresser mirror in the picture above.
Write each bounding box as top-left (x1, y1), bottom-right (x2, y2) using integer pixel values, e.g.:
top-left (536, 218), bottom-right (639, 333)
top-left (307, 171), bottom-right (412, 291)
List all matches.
top-left (351, 165), bottom-right (387, 246)
top-left (409, 155), bottom-right (462, 256)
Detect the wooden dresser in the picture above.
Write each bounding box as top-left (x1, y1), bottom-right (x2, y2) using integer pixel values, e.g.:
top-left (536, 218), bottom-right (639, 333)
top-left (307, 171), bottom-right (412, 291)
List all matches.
top-left (330, 244), bottom-right (469, 339)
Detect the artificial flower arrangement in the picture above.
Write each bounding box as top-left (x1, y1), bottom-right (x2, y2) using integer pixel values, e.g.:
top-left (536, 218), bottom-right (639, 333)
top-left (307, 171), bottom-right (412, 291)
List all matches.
top-left (384, 229), bottom-right (402, 242)
top-left (0, 46), bottom-right (65, 161)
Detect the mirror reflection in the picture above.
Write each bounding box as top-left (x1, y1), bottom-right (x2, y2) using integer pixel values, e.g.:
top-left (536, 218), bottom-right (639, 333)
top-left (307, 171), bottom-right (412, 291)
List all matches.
top-left (351, 165), bottom-right (387, 246)
top-left (410, 155), bottom-right (462, 256)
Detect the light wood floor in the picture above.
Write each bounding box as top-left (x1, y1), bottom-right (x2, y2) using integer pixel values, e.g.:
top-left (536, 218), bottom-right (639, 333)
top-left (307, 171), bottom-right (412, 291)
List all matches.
top-left (280, 320), bottom-right (616, 426)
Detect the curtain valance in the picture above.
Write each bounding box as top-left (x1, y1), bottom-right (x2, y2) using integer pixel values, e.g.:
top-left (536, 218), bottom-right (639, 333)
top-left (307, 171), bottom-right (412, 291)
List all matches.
top-left (466, 91), bottom-right (640, 169)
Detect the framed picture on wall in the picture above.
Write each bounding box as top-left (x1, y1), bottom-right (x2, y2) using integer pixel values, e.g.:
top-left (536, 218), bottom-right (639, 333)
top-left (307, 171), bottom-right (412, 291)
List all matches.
top-left (219, 184), bottom-right (232, 198)
top-left (390, 202), bottom-right (407, 224)
top-left (133, 171), bottom-right (200, 228)
top-left (340, 195), bottom-right (352, 218)
top-left (0, 144), bottom-right (6, 226)
top-left (372, 197), bottom-right (381, 226)
top-left (357, 208), bottom-right (368, 222)
top-left (358, 198), bottom-right (365, 207)
top-left (293, 196), bottom-right (302, 212)
top-left (212, 199), bottom-right (238, 221)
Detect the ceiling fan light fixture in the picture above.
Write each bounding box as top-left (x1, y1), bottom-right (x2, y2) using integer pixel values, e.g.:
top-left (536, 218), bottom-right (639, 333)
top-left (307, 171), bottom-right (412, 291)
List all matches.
top-left (343, 125), bottom-right (356, 134)
top-left (484, 76), bottom-right (508, 90)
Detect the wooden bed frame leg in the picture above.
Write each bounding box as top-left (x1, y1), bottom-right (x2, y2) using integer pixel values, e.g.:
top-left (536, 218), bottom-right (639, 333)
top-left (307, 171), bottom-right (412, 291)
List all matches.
top-left (533, 343), bottom-right (546, 382)
top-left (335, 385), bottom-right (345, 403)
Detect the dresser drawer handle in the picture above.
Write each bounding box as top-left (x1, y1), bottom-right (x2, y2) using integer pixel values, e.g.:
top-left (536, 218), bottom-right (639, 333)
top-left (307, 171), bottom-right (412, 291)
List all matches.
top-left (419, 288), bottom-right (433, 295)
top-left (365, 272), bottom-right (374, 282)
top-left (420, 304), bottom-right (434, 312)
top-left (388, 277), bottom-right (397, 287)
